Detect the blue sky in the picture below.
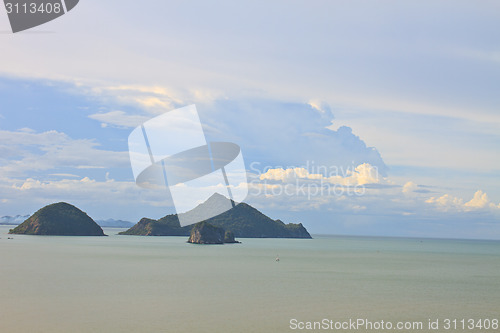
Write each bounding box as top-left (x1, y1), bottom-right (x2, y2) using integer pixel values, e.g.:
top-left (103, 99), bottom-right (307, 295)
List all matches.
top-left (0, 1), bottom-right (499, 238)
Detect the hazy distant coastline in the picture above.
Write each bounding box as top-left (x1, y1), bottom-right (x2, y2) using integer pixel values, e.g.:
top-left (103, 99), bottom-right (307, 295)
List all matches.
top-left (0, 215), bottom-right (29, 225)
top-left (1, 215), bottom-right (134, 229)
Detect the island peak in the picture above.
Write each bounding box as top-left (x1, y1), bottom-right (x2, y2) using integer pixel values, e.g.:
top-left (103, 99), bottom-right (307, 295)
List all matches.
top-left (9, 202), bottom-right (106, 236)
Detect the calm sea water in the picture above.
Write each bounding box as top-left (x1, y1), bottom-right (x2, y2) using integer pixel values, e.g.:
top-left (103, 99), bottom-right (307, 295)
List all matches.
top-left (0, 225), bottom-right (499, 332)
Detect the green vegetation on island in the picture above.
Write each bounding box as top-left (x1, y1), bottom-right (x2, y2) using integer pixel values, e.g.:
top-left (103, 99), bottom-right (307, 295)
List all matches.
top-left (9, 202), bottom-right (106, 236)
top-left (187, 221), bottom-right (240, 244)
top-left (119, 193), bottom-right (312, 239)
top-left (224, 230), bottom-right (239, 243)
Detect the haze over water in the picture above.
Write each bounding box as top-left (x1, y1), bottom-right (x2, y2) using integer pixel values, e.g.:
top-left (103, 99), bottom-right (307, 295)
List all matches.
top-left (1, 226), bottom-right (499, 332)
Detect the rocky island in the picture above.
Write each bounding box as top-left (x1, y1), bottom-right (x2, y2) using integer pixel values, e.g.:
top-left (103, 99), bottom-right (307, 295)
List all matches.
top-left (187, 221), bottom-right (240, 244)
top-left (119, 193), bottom-right (312, 239)
top-left (223, 230), bottom-right (239, 243)
top-left (9, 202), bottom-right (106, 236)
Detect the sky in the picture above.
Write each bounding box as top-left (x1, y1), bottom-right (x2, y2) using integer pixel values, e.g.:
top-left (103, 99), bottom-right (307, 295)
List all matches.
top-left (0, 0), bottom-right (499, 239)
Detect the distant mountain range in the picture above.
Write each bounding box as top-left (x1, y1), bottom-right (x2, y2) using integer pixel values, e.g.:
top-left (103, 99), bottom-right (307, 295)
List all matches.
top-left (0, 215), bottom-right (30, 225)
top-left (120, 193), bottom-right (312, 238)
top-left (96, 219), bottom-right (135, 228)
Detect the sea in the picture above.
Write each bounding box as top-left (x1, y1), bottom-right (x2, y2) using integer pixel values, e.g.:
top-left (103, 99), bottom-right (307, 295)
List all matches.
top-left (1, 225), bottom-right (499, 333)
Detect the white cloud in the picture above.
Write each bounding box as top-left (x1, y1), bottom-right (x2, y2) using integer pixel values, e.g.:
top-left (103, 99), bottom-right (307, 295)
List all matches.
top-left (0, 175), bottom-right (174, 220)
top-left (49, 173), bottom-right (80, 178)
top-left (259, 163), bottom-right (386, 186)
top-left (174, 99), bottom-right (389, 176)
top-left (102, 85), bottom-right (178, 96)
top-left (88, 110), bottom-right (150, 128)
top-left (308, 100), bottom-right (332, 115)
top-left (251, 164), bottom-right (499, 220)
top-left (81, 83), bottom-right (222, 115)
top-left (464, 190), bottom-right (490, 209)
top-left (425, 194), bottom-right (464, 212)
top-left (81, 83), bottom-right (225, 129)
top-left (402, 181), bottom-right (418, 194)
top-left (85, 84), bottom-right (184, 114)
top-left (0, 129), bottom-right (129, 177)
top-left (426, 190), bottom-right (500, 212)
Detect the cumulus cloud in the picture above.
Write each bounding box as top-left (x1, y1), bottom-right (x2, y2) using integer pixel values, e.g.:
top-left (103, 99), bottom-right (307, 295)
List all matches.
top-left (464, 190), bottom-right (492, 209)
top-left (243, 162), bottom-right (396, 214)
top-left (425, 194), bottom-right (464, 211)
top-left (259, 163), bottom-right (386, 186)
top-left (201, 99), bottom-right (388, 176)
top-left (0, 80), bottom-right (393, 221)
top-left (65, 82), bottom-right (391, 179)
top-left (426, 190), bottom-right (500, 212)
top-left (402, 181), bottom-right (418, 194)
top-left (81, 89), bottom-right (389, 177)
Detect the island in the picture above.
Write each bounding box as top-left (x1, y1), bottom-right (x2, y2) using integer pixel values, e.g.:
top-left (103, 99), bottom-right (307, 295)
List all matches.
top-left (9, 202), bottom-right (106, 236)
top-left (223, 230), bottom-right (240, 243)
top-left (187, 221), bottom-right (240, 244)
top-left (119, 193), bottom-right (312, 238)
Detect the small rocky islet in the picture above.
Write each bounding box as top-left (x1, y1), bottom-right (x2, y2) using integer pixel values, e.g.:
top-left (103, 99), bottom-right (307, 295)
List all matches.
top-left (187, 221), bottom-right (241, 244)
